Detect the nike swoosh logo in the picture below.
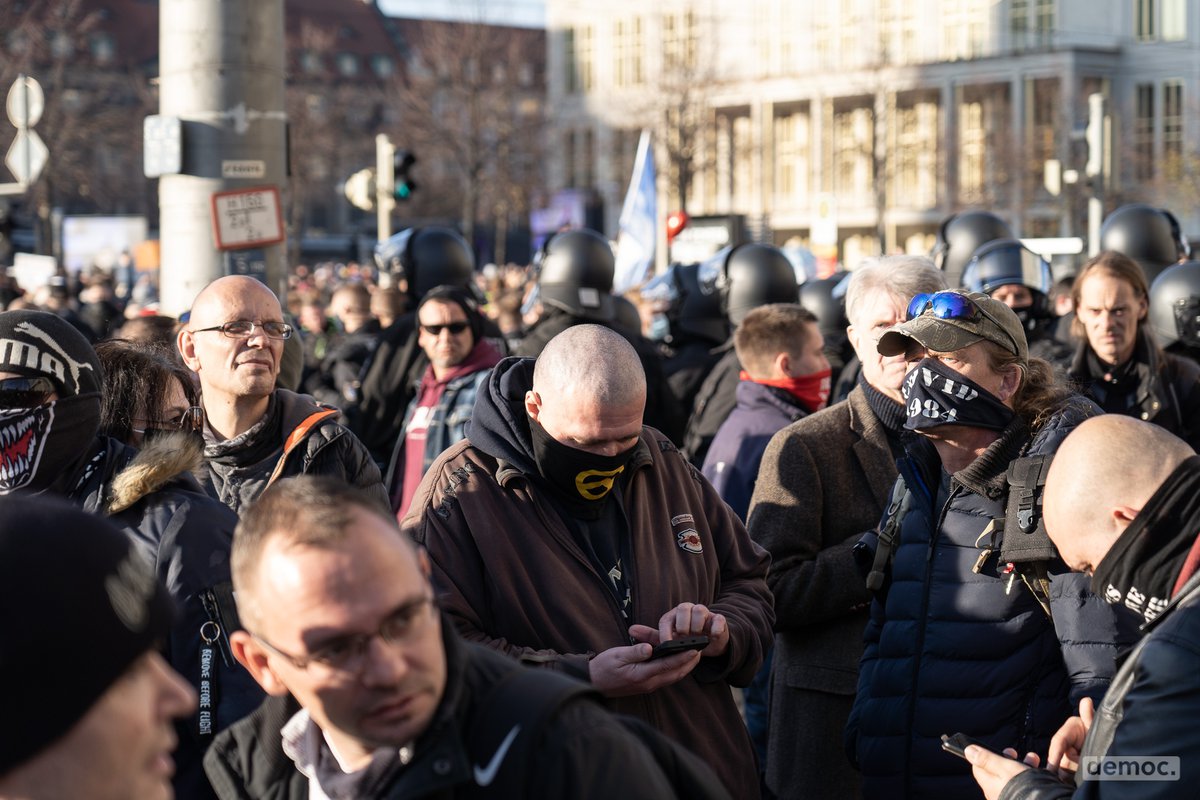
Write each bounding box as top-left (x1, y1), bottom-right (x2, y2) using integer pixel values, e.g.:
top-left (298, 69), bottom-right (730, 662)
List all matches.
top-left (473, 724), bottom-right (522, 787)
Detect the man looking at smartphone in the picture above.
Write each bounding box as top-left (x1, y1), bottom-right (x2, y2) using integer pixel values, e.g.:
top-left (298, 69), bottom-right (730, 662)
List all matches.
top-left (968, 415), bottom-right (1200, 800)
top-left (402, 324), bottom-right (774, 797)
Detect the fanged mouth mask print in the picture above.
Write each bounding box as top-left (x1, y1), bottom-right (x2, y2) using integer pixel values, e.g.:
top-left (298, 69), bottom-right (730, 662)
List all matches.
top-left (0, 404), bottom-right (52, 492)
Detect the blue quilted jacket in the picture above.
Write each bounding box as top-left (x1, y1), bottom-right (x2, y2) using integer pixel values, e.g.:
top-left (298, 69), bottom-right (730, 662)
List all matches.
top-left (847, 396), bottom-right (1138, 799)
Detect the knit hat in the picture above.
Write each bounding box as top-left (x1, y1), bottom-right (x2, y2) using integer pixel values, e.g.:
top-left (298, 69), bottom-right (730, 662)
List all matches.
top-left (0, 309), bottom-right (103, 396)
top-left (0, 493), bottom-right (174, 776)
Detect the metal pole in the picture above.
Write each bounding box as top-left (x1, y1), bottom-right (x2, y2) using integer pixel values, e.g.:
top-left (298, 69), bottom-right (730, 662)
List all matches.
top-left (376, 134), bottom-right (395, 241)
top-left (158, 0), bottom-right (287, 315)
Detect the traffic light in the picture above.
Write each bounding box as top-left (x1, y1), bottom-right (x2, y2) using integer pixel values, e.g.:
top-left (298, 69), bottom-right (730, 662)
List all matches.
top-left (393, 150), bottom-right (417, 200)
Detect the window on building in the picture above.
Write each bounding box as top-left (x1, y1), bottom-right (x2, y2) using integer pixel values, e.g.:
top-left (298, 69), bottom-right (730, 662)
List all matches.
top-left (578, 26), bottom-right (594, 90)
top-left (564, 130), bottom-right (577, 187)
top-left (1163, 0), bottom-right (1187, 40)
top-left (564, 28), bottom-right (579, 93)
top-left (1012, 0), bottom-right (1030, 46)
top-left (732, 114), bottom-right (753, 210)
top-left (959, 101), bottom-right (986, 200)
top-left (1029, 78), bottom-right (1059, 193)
top-left (893, 97), bottom-right (938, 209)
top-left (89, 32), bottom-right (115, 64)
top-left (663, 14), bottom-right (680, 70)
top-left (833, 104), bottom-right (873, 207)
top-left (336, 53), bottom-right (358, 77)
top-left (1135, 83), bottom-right (1155, 180)
top-left (1135, 0), bottom-right (1156, 41)
top-left (1036, 0), bottom-right (1054, 44)
top-left (774, 106), bottom-right (810, 206)
top-left (372, 55), bottom-right (394, 79)
top-left (632, 17), bottom-right (644, 84)
top-left (580, 128), bottom-right (595, 189)
top-left (50, 30), bottom-right (73, 60)
top-left (1163, 80), bottom-right (1184, 177)
top-left (614, 20), bottom-right (626, 87)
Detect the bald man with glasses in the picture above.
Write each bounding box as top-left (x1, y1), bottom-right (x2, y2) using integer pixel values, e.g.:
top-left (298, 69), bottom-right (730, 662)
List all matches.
top-left (177, 276), bottom-right (386, 514)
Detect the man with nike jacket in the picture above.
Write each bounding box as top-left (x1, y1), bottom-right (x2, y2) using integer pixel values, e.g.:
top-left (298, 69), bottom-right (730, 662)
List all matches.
top-left (402, 324), bottom-right (774, 797)
top-left (205, 476), bottom-right (727, 799)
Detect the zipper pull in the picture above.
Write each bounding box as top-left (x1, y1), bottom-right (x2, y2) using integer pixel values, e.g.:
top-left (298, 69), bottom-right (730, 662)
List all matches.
top-left (972, 547), bottom-right (993, 575)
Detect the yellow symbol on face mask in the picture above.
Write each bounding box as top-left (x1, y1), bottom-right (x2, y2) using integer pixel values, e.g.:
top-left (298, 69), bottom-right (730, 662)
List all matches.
top-left (574, 466), bottom-right (625, 500)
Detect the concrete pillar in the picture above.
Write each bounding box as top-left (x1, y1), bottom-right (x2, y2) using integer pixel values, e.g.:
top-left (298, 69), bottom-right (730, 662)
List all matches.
top-left (158, 0), bottom-right (287, 315)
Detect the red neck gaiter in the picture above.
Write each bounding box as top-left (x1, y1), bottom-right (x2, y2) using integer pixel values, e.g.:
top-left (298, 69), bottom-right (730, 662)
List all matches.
top-left (741, 369), bottom-right (832, 414)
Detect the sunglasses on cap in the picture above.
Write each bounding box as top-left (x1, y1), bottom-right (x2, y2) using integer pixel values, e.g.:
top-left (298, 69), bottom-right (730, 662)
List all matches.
top-left (906, 291), bottom-right (1021, 355)
top-left (0, 377), bottom-right (57, 409)
top-left (421, 322), bottom-right (470, 336)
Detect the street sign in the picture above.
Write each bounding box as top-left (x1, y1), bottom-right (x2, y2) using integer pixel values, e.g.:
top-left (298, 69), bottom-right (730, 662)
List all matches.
top-left (224, 248), bottom-right (268, 284)
top-left (143, 115), bottom-right (182, 177)
top-left (6, 75), bottom-right (44, 128)
top-left (210, 186), bottom-right (284, 250)
top-left (6, 128), bottom-right (48, 185)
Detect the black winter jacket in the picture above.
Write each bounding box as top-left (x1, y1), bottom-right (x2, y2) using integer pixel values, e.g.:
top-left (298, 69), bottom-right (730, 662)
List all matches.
top-left (1067, 332), bottom-right (1200, 450)
top-left (682, 345), bottom-right (740, 467)
top-left (998, 571), bottom-right (1200, 800)
top-left (847, 398), bottom-right (1136, 800)
top-left (200, 389), bottom-right (388, 515)
top-left (70, 434), bottom-right (264, 800)
top-left (204, 626), bottom-right (728, 800)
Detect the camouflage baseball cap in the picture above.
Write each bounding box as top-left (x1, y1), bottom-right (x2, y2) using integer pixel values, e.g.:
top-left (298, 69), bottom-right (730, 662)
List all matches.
top-left (877, 290), bottom-right (1028, 361)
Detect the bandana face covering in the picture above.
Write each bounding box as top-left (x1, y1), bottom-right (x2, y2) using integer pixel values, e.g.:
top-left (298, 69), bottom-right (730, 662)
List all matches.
top-left (901, 358), bottom-right (1014, 433)
top-left (741, 369), bottom-right (832, 414)
top-left (528, 417), bottom-right (637, 515)
top-left (0, 395), bottom-right (101, 494)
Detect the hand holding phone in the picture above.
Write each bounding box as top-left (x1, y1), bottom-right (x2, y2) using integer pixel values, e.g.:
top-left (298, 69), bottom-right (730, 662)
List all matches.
top-left (940, 732), bottom-right (993, 760)
top-left (649, 635), bottom-right (709, 660)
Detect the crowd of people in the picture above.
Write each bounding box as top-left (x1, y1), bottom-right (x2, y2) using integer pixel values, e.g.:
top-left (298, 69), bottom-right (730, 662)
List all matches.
top-left (2, 204), bottom-right (1200, 800)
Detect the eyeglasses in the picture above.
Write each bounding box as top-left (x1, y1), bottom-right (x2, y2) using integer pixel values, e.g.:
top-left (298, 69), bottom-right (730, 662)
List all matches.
top-left (420, 322), bottom-right (469, 336)
top-left (0, 376), bottom-right (57, 409)
top-left (251, 595), bottom-right (436, 675)
top-left (132, 406), bottom-right (205, 439)
top-left (192, 320), bottom-right (294, 340)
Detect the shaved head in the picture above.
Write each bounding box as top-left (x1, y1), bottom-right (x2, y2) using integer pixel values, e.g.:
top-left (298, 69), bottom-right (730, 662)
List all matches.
top-left (1045, 415), bottom-right (1195, 573)
top-left (188, 276), bottom-right (282, 328)
top-left (532, 324), bottom-right (646, 407)
top-left (526, 324), bottom-right (646, 457)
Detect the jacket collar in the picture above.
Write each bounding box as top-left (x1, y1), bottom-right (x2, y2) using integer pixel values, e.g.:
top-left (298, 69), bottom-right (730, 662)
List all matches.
top-left (951, 415), bottom-right (1031, 501)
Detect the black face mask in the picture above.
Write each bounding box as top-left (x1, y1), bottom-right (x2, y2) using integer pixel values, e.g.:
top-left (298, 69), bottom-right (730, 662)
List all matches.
top-left (902, 357), bottom-right (1015, 433)
top-left (0, 395), bottom-right (101, 494)
top-left (528, 417), bottom-right (637, 516)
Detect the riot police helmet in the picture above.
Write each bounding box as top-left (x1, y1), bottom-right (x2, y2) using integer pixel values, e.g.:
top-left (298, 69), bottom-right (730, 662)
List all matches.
top-left (698, 243), bottom-right (798, 326)
top-left (1149, 260), bottom-right (1200, 349)
top-left (961, 238), bottom-right (1054, 316)
top-left (1100, 204), bottom-right (1190, 285)
top-left (799, 272), bottom-right (850, 343)
top-left (932, 211), bottom-right (1014, 288)
top-left (373, 226), bottom-right (474, 302)
top-left (641, 262), bottom-right (729, 345)
top-left (535, 228), bottom-right (615, 321)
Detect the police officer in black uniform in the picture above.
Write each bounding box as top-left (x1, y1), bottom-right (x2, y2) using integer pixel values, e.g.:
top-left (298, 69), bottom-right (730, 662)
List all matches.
top-left (1101, 203), bottom-right (1190, 285)
top-left (931, 210), bottom-right (1014, 289)
top-left (1150, 259), bottom-right (1200, 365)
top-left (515, 228), bottom-right (686, 444)
top-left (682, 243), bottom-right (799, 466)
top-left (349, 226), bottom-right (485, 464)
top-left (961, 237), bottom-right (1073, 368)
top-left (641, 262), bottom-right (730, 415)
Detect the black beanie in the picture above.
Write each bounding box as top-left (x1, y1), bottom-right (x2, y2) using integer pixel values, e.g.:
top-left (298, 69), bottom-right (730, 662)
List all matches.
top-left (418, 284), bottom-right (485, 343)
top-left (0, 309), bottom-right (103, 396)
top-left (0, 493), bottom-right (174, 776)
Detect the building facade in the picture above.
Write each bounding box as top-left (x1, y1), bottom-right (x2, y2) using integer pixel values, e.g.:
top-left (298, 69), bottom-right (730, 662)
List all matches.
top-left (546, 0), bottom-right (1199, 266)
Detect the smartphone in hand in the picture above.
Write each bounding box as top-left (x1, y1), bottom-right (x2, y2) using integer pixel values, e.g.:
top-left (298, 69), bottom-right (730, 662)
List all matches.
top-left (649, 635), bottom-right (709, 660)
top-left (940, 733), bottom-right (992, 760)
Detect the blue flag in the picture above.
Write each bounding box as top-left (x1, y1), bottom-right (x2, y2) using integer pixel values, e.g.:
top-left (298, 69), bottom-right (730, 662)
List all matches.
top-left (614, 130), bottom-right (656, 294)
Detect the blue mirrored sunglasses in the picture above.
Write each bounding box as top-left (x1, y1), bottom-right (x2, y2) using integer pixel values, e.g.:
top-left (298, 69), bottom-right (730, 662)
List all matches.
top-left (906, 291), bottom-right (980, 322)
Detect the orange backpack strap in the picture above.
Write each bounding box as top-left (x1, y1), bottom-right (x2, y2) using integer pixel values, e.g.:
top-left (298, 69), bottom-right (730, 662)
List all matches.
top-left (265, 408), bottom-right (340, 488)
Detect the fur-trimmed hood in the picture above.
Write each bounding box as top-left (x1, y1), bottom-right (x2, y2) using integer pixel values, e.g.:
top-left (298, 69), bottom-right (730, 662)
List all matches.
top-left (107, 431), bottom-right (206, 514)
